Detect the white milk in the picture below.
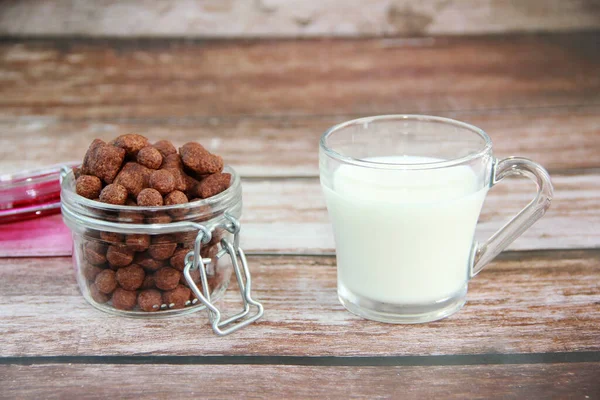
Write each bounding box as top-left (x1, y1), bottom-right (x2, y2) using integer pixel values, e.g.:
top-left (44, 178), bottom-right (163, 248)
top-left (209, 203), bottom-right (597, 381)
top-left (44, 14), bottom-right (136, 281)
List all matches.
top-left (322, 156), bottom-right (488, 304)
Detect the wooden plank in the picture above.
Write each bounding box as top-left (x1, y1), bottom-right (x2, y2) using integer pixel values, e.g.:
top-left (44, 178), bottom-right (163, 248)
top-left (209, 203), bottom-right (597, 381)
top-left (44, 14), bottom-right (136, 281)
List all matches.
top-left (1, 172), bottom-right (599, 257)
top-left (0, 250), bottom-right (598, 357)
top-left (1, 363), bottom-right (599, 399)
top-left (1, 33), bottom-right (599, 120)
top-left (1, 0), bottom-right (600, 38)
top-left (1, 106), bottom-right (599, 176)
top-left (241, 173), bottom-right (600, 253)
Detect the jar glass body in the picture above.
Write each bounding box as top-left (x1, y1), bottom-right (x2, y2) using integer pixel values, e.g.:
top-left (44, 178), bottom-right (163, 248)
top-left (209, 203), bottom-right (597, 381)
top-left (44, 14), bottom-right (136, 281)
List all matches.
top-left (61, 166), bottom-right (242, 317)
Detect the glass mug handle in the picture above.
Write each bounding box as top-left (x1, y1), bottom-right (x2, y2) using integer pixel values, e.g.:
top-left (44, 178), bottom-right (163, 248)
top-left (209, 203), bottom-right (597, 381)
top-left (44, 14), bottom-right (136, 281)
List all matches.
top-left (471, 157), bottom-right (554, 277)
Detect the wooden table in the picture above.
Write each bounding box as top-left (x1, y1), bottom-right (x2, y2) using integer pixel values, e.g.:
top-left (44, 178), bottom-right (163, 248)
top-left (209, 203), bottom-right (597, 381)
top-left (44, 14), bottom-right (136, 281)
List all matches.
top-left (1, 32), bottom-right (599, 399)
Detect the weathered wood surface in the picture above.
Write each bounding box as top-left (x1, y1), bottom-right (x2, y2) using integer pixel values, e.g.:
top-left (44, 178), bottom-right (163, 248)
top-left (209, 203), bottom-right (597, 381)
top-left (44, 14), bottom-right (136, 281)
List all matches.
top-left (1, 34), bottom-right (599, 120)
top-left (1, 250), bottom-right (598, 357)
top-left (240, 172), bottom-right (600, 253)
top-left (1, 363), bottom-right (599, 400)
top-left (1, 31), bottom-right (599, 397)
top-left (1, 172), bottom-right (599, 258)
top-left (1, 105), bottom-right (600, 176)
top-left (2, 0), bottom-right (600, 38)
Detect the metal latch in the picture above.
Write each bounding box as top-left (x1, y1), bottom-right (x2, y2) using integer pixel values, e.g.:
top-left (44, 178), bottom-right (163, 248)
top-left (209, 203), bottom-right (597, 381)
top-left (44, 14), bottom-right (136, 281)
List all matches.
top-left (183, 214), bottom-right (264, 336)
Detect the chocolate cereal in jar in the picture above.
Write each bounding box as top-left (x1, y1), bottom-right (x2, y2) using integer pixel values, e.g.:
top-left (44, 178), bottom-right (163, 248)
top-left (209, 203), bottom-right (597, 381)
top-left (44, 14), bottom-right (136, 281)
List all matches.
top-left (60, 134), bottom-right (263, 335)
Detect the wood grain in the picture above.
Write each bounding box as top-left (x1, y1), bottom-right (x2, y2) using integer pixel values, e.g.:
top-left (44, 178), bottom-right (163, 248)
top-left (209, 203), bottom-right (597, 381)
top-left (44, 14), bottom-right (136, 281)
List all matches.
top-left (0, 30), bottom-right (597, 399)
top-left (239, 173), bottom-right (600, 253)
top-left (1, 0), bottom-right (600, 37)
top-left (1, 172), bottom-right (598, 257)
top-left (1, 363), bottom-right (599, 399)
top-left (1, 33), bottom-right (599, 120)
top-left (0, 250), bottom-right (598, 357)
top-left (1, 105), bottom-right (600, 176)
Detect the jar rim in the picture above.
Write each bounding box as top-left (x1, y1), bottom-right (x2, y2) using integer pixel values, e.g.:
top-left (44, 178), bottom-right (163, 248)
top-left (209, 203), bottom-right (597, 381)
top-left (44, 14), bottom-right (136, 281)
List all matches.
top-left (61, 165), bottom-right (241, 213)
top-left (61, 165), bottom-right (242, 233)
top-left (320, 114), bottom-right (493, 170)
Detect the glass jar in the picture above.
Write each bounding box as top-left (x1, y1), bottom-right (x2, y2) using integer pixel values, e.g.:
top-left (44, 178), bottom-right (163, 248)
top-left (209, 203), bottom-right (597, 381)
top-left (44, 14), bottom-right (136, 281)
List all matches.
top-left (60, 165), bottom-right (263, 335)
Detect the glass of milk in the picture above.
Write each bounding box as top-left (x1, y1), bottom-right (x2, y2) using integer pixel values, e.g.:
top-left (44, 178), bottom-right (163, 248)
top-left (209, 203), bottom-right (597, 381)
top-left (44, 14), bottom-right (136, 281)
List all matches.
top-left (320, 115), bottom-right (553, 323)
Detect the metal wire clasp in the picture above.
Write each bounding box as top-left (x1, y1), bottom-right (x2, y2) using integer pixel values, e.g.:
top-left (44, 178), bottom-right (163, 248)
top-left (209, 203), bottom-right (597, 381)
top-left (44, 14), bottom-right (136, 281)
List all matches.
top-left (183, 214), bottom-right (264, 336)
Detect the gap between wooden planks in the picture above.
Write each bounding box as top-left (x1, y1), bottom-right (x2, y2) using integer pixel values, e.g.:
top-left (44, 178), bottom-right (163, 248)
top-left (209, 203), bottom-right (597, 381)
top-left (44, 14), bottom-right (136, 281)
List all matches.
top-left (1, 363), bottom-right (599, 399)
top-left (0, 250), bottom-right (598, 358)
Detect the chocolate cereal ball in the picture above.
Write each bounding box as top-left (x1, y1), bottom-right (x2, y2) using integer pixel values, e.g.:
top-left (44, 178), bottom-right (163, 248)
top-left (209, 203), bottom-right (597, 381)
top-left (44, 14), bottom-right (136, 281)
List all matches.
top-left (138, 289), bottom-right (162, 312)
top-left (125, 234), bottom-right (150, 252)
top-left (76, 175), bottom-right (102, 199)
top-left (200, 243), bottom-right (218, 260)
top-left (174, 230), bottom-right (200, 247)
top-left (148, 235), bottom-right (177, 260)
top-left (165, 168), bottom-right (188, 192)
top-left (149, 169), bottom-right (175, 195)
top-left (109, 134), bottom-right (150, 158)
top-left (111, 288), bottom-right (138, 310)
top-left (84, 241), bottom-right (107, 265)
top-left (197, 173), bottom-right (231, 199)
top-left (165, 190), bottom-right (188, 218)
top-left (106, 245), bottom-right (135, 268)
top-left (100, 231), bottom-right (124, 244)
top-left (141, 273), bottom-right (157, 289)
top-left (180, 267), bottom-right (200, 286)
top-left (208, 228), bottom-right (225, 246)
top-left (120, 208), bottom-right (145, 224)
top-left (160, 153), bottom-right (183, 170)
top-left (179, 142), bottom-right (223, 175)
top-left (145, 212), bottom-right (172, 224)
top-left (122, 212), bottom-right (145, 224)
top-left (99, 183), bottom-right (128, 205)
top-left (137, 146), bottom-right (163, 170)
top-left (153, 140), bottom-right (177, 158)
top-left (116, 264), bottom-right (145, 291)
top-left (89, 283), bottom-right (110, 304)
top-left (166, 189), bottom-right (188, 205)
top-left (155, 267), bottom-right (181, 291)
top-left (95, 269), bottom-right (117, 294)
top-left (169, 248), bottom-right (191, 272)
top-left (165, 190), bottom-right (188, 206)
top-left (114, 162), bottom-right (150, 198)
top-left (135, 253), bottom-right (165, 272)
top-left (81, 139), bottom-right (126, 184)
top-left (82, 262), bottom-right (104, 281)
top-left (163, 284), bottom-right (192, 309)
top-left (137, 188), bottom-right (163, 207)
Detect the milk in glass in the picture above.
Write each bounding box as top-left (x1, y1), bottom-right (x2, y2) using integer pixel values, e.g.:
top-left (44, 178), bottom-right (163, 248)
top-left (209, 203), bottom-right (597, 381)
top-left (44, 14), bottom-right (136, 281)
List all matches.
top-left (322, 156), bottom-right (488, 304)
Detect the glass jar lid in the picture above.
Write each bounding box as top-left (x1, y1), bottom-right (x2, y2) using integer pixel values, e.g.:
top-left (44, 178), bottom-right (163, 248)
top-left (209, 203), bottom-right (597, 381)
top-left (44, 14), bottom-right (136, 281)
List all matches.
top-left (0, 162), bottom-right (78, 224)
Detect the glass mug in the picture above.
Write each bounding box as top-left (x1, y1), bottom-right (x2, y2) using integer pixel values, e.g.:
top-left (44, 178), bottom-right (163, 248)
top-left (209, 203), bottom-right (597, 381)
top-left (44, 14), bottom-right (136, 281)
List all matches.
top-left (319, 115), bottom-right (553, 323)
